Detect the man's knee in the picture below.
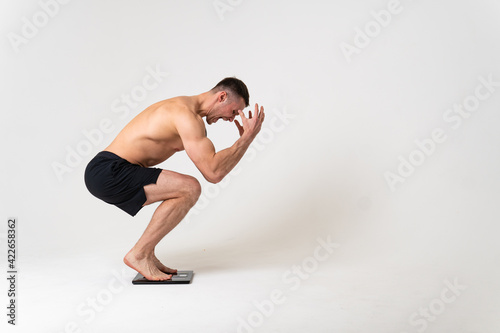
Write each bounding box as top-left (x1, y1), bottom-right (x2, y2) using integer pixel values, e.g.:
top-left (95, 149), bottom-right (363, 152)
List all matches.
top-left (183, 176), bottom-right (201, 203)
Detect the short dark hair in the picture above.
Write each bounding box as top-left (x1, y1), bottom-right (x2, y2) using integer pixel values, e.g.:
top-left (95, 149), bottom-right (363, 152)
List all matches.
top-left (212, 77), bottom-right (250, 107)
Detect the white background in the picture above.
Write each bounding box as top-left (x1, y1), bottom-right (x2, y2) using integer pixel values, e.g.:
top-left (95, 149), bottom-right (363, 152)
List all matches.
top-left (1, 0), bottom-right (499, 332)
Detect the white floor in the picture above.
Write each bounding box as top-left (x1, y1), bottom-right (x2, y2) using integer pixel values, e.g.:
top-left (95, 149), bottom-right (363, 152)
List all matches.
top-left (6, 218), bottom-right (500, 333)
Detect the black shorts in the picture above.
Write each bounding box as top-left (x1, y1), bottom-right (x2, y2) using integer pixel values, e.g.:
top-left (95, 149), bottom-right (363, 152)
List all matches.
top-left (84, 151), bottom-right (162, 216)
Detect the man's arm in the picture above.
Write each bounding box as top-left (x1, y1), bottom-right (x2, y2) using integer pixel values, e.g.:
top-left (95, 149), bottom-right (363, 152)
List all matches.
top-left (178, 104), bottom-right (265, 183)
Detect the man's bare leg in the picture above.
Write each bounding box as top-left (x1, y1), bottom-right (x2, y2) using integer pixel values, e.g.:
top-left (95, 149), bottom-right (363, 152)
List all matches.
top-left (124, 170), bottom-right (201, 281)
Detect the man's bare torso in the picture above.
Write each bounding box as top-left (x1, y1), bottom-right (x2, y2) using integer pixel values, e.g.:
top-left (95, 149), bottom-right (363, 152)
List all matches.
top-left (105, 97), bottom-right (203, 167)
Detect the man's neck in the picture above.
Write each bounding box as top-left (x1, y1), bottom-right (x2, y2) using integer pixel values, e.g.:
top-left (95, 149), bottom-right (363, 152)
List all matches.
top-left (192, 91), bottom-right (215, 118)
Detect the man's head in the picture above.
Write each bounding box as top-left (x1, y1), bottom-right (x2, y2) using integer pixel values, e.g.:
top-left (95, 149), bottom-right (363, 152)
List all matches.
top-left (206, 77), bottom-right (250, 125)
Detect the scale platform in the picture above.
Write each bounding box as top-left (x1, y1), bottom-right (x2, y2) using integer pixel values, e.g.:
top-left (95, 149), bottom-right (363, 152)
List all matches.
top-left (132, 271), bottom-right (194, 285)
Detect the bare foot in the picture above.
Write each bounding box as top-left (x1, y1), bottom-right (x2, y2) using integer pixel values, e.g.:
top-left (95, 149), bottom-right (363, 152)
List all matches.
top-left (124, 250), bottom-right (172, 281)
top-left (152, 255), bottom-right (177, 274)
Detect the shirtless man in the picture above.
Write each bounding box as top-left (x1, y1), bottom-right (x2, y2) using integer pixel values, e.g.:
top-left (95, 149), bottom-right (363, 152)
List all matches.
top-left (84, 77), bottom-right (265, 281)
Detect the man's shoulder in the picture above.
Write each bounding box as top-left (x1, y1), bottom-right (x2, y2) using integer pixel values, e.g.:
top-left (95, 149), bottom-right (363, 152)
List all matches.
top-left (159, 98), bottom-right (205, 135)
top-left (153, 98), bottom-right (197, 120)
top-left (155, 97), bottom-right (188, 112)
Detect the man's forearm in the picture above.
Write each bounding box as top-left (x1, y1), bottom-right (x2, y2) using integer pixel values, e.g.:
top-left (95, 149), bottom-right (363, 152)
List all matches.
top-left (208, 135), bottom-right (253, 183)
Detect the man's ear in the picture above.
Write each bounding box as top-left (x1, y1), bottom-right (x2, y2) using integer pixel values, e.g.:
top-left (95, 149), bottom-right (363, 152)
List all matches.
top-left (218, 91), bottom-right (227, 103)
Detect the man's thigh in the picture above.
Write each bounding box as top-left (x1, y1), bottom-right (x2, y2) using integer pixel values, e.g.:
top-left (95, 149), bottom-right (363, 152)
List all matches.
top-left (142, 170), bottom-right (200, 206)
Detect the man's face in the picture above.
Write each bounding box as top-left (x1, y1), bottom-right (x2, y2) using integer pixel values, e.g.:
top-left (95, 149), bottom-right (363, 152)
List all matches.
top-left (208, 93), bottom-right (246, 125)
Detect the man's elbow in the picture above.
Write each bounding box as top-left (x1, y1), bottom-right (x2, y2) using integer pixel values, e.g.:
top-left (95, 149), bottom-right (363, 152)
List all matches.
top-left (204, 172), bottom-right (224, 184)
